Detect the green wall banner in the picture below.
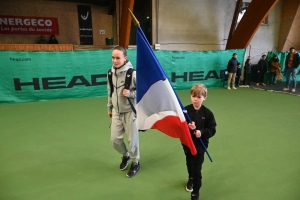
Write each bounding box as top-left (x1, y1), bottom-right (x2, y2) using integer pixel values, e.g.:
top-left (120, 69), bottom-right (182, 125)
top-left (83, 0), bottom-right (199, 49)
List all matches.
top-left (153, 49), bottom-right (245, 90)
top-left (0, 49), bottom-right (245, 103)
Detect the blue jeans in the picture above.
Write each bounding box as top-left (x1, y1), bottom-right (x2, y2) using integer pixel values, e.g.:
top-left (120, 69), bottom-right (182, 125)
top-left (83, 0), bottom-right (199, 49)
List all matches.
top-left (270, 72), bottom-right (276, 84)
top-left (285, 68), bottom-right (297, 89)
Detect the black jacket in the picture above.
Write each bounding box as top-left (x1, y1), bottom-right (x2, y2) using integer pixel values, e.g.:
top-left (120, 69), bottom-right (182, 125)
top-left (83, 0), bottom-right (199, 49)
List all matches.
top-left (227, 57), bottom-right (238, 73)
top-left (244, 62), bottom-right (252, 73)
top-left (236, 67), bottom-right (241, 76)
top-left (184, 104), bottom-right (216, 152)
top-left (285, 52), bottom-right (300, 69)
top-left (257, 59), bottom-right (268, 72)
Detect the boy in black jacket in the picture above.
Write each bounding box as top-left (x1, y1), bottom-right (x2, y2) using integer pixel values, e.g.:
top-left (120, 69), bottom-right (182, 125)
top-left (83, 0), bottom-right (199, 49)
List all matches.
top-left (182, 84), bottom-right (217, 200)
top-left (256, 54), bottom-right (269, 86)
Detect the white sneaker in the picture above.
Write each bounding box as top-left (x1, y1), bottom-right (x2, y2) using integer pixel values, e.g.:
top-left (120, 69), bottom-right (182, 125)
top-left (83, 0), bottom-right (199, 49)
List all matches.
top-left (291, 88), bottom-right (296, 92)
top-left (283, 87), bottom-right (289, 91)
top-left (227, 87), bottom-right (231, 90)
top-left (232, 87), bottom-right (237, 89)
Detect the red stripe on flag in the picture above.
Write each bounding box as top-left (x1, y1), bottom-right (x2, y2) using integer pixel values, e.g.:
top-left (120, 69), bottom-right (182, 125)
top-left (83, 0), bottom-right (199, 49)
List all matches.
top-left (152, 116), bottom-right (197, 155)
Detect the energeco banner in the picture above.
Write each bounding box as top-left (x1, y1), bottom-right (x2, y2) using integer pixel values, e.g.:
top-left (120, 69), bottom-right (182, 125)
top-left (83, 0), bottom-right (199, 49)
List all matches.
top-left (0, 15), bottom-right (59, 35)
top-left (0, 49), bottom-right (245, 103)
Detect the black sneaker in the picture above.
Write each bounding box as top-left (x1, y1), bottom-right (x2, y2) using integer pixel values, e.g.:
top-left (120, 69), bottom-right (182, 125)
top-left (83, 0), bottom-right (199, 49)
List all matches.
top-left (186, 178), bottom-right (193, 192)
top-left (191, 193), bottom-right (199, 200)
top-left (126, 162), bottom-right (140, 178)
top-left (120, 156), bottom-right (130, 171)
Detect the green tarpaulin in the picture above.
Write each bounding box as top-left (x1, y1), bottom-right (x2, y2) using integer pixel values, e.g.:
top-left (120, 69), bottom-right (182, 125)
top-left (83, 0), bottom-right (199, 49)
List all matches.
top-left (0, 49), bottom-right (246, 103)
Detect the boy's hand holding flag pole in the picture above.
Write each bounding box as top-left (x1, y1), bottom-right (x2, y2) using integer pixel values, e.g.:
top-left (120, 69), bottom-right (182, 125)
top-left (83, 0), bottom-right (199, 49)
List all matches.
top-left (128, 9), bottom-right (213, 162)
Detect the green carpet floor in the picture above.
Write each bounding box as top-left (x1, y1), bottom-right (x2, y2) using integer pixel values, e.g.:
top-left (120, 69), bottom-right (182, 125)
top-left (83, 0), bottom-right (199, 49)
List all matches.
top-left (0, 88), bottom-right (299, 200)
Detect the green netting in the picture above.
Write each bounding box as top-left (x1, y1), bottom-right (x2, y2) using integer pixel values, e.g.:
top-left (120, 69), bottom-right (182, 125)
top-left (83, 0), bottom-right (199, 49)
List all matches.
top-left (266, 51), bottom-right (300, 83)
top-left (0, 49), bottom-right (245, 103)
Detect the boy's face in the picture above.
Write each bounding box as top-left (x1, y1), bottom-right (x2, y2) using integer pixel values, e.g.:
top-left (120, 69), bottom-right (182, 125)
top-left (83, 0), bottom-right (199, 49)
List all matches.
top-left (112, 49), bottom-right (127, 68)
top-left (290, 48), bottom-right (295, 54)
top-left (191, 94), bottom-right (206, 108)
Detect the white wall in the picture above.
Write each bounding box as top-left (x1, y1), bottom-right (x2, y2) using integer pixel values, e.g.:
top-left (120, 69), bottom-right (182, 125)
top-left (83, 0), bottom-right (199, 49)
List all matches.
top-left (244, 0), bottom-right (282, 64)
top-left (153, 0), bottom-right (236, 51)
top-left (152, 0), bottom-right (283, 65)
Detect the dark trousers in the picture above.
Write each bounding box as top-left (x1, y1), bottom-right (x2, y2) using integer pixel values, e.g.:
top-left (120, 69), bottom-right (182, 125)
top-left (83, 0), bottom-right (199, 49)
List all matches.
top-left (246, 73), bottom-right (251, 85)
top-left (270, 72), bottom-right (276, 84)
top-left (235, 76), bottom-right (240, 87)
top-left (243, 72), bottom-right (251, 85)
top-left (257, 71), bottom-right (266, 84)
top-left (265, 72), bottom-right (270, 84)
top-left (183, 145), bottom-right (205, 195)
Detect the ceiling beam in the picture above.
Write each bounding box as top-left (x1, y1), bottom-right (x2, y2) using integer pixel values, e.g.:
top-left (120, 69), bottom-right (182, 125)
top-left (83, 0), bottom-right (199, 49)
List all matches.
top-left (119, 0), bottom-right (135, 48)
top-left (227, 0), bottom-right (243, 43)
top-left (226, 0), bottom-right (279, 50)
top-left (277, 0), bottom-right (300, 51)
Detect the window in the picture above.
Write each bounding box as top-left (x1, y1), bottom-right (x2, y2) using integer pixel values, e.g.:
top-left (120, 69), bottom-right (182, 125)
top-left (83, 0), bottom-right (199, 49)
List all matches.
top-left (238, 2), bottom-right (268, 25)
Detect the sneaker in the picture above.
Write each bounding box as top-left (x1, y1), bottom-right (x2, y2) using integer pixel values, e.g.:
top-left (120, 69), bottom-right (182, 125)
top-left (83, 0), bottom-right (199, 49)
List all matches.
top-left (227, 87), bottom-right (231, 90)
top-left (120, 156), bottom-right (130, 171)
top-left (191, 193), bottom-right (199, 200)
top-left (283, 87), bottom-right (289, 91)
top-left (232, 87), bottom-right (237, 89)
top-left (126, 162), bottom-right (140, 178)
top-left (186, 178), bottom-right (193, 192)
top-left (291, 88), bottom-right (296, 92)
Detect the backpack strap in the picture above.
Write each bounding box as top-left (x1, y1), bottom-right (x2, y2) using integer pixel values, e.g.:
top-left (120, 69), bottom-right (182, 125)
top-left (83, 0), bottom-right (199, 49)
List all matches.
top-left (108, 68), bottom-right (135, 97)
top-left (108, 68), bottom-right (144, 132)
top-left (124, 68), bottom-right (134, 90)
top-left (124, 68), bottom-right (136, 114)
top-left (108, 69), bottom-right (113, 97)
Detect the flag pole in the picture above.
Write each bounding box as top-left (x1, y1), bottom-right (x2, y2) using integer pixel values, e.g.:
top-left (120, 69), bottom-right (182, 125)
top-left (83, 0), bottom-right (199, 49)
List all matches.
top-left (129, 9), bottom-right (213, 162)
top-left (128, 8), bottom-right (140, 27)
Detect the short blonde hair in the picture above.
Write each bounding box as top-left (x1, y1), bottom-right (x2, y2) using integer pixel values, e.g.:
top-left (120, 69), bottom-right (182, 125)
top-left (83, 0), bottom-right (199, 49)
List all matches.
top-left (190, 84), bottom-right (207, 97)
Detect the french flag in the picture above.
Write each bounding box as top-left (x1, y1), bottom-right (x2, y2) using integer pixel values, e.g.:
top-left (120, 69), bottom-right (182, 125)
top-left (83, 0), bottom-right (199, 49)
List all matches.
top-left (136, 27), bottom-right (197, 155)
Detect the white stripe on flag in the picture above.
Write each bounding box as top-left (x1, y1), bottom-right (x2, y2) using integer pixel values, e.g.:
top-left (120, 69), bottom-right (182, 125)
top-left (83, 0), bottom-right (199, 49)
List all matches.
top-left (137, 79), bottom-right (186, 130)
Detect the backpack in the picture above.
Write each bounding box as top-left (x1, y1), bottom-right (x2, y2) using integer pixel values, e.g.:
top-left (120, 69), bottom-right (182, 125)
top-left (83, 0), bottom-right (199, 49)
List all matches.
top-left (107, 68), bottom-right (134, 97)
top-left (108, 68), bottom-right (145, 132)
